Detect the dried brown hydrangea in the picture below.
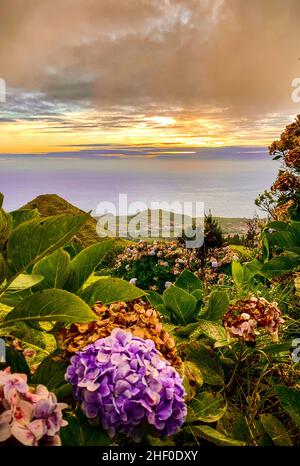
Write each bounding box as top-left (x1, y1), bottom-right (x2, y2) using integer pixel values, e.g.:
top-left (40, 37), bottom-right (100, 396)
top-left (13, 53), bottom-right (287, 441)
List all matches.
top-left (284, 147), bottom-right (300, 170)
top-left (272, 170), bottom-right (300, 193)
top-left (272, 199), bottom-right (295, 221)
top-left (223, 296), bottom-right (284, 345)
top-left (56, 298), bottom-right (181, 367)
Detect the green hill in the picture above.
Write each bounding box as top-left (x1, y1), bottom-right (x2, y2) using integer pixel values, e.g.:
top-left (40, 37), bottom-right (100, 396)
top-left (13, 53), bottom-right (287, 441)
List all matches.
top-left (21, 195), bottom-right (251, 249)
top-left (22, 194), bottom-right (100, 247)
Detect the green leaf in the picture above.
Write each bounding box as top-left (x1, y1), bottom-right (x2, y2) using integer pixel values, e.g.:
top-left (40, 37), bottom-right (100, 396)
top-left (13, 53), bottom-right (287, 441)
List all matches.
top-left (155, 304), bottom-right (171, 319)
top-left (204, 290), bottom-right (229, 321)
top-left (0, 288), bottom-right (33, 307)
top-left (6, 213), bottom-right (89, 278)
top-left (187, 425), bottom-right (246, 446)
top-left (175, 270), bottom-right (203, 293)
top-left (244, 258), bottom-right (262, 275)
top-left (263, 341), bottom-right (292, 354)
top-left (182, 361), bottom-right (203, 400)
top-left (65, 239), bottom-right (115, 293)
top-left (163, 285), bottom-right (197, 325)
top-left (183, 341), bottom-right (224, 386)
top-left (261, 254), bottom-right (300, 278)
top-left (187, 391), bottom-right (227, 423)
top-left (33, 249), bottom-right (71, 289)
top-left (61, 410), bottom-right (111, 446)
top-left (191, 289), bottom-right (204, 301)
top-left (6, 273), bottom-right (44, 291)
top-left (53, 383), bottom-right (73, 402)
top-left (10, 208), bottom-right (40, 228)
top-left (217, 405), bottom-right (251, 443)
top-left (32, 353), bottom-right (69, 390)
top-left (275, 386), bottom-right (300, 428)
top-left (0, 274), bottom-right (45, 307)
top-left (191, 320), bottom-right (227, 343)
top-left (174, 322), bottom-right (199, 337)
top-left (232, 260), bottom-right (245, 286)
top-left (260, 414), bottom-right (293, 446)
top-left (146, 290), bottom-right (164, 307)
top-left (79, 277), bottom-right (145, 306)
top-left (3, 289), bottom-right (96, 325)
top-left (0, 346), bottom-right (31, 379)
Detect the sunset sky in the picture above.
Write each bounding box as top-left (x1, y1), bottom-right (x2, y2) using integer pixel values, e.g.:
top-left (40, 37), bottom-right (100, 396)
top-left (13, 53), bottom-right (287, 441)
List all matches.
top-left (1, 0), bottom-right (300, 155)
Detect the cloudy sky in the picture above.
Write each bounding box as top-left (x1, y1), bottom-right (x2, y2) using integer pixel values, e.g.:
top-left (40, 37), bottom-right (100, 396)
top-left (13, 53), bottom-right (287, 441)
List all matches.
top-left (0, 0), bottom-right (300, 155)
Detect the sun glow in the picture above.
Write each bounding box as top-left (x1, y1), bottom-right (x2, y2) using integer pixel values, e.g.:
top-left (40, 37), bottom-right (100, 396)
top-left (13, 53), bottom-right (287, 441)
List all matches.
top-left (0, 107), bottom-right (283, 154)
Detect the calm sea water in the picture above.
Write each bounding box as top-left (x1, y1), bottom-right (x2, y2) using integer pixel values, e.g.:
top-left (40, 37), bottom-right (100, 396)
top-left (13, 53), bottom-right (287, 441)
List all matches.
top-left (0, 152), bottom-right (279, 217)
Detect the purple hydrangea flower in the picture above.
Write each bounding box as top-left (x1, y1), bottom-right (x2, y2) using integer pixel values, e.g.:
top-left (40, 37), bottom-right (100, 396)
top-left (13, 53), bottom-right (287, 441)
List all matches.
top-left (65, 328), bottom-right (187, 441)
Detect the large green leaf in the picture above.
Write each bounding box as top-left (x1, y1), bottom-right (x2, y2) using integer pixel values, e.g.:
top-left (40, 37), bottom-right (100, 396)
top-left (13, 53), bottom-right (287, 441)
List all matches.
top-left (79, 277), bottom-right (145, 305)
top-left (263, 341), bottom-right (292, 354)
top-left (217, 405), bottom-right (251, 443)
top-left (182, 361), bottom-right (203, 401)
top-left (0, 288), bottom-right (33, 307)
top-left (187, 425), bottom-right (246, 446)
top-left (261, 254), bottom-right (300, 278)
top-left (163, 285), bottom-right (197, 325)
top-left (61, 410), bottom-right (111, 446)
top-left (204, 290), bottom-right (229, 321)
top-left (183, 341), bottom-right (224, 386)
top-left (65, 239), bottom-right (114, 293)
top-left (191, 320), bottom-right (227, 343)
top-left (231, 260), bottom-right (245, 287)
top-left (10, 208), bottom-right (40, 229)
top-left (6, 273), bottom-right (45, 291)
top-left (146, 289), bottom-right (164, 307)
top-left (187, 391), bottom-right (227, 423)
top-left (0, 274), bottom-right (45, 307)
top-left (6, 213), bottom-right (89, 278)
top-left (260, 414), bottom-right (293, 446)
top-left (2, 289), bottom-right (96, 325)
top-left (275, 386), bottom-right (300, 428)
top-left (175, 270), bottom-right (203, 293)
top-left (33, 249), bottom-right (71, 289)
top-left (32, 353), bottom-right (69, 390)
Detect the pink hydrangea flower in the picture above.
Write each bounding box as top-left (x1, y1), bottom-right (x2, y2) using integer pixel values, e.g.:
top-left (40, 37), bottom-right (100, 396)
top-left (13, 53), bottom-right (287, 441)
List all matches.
top-left (0, 367), bottom-right (68, 446)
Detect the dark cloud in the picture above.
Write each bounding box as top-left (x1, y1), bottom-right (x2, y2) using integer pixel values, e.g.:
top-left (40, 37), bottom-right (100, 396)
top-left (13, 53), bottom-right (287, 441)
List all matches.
top-left (0, 0), bottom-right (299, 146)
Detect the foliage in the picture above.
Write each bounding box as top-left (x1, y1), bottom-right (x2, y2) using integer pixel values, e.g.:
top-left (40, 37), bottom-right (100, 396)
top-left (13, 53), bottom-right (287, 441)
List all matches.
top-left (255, 114), bottom-right (300, 220)
top-left (113, 240), bottom-right (201, 293)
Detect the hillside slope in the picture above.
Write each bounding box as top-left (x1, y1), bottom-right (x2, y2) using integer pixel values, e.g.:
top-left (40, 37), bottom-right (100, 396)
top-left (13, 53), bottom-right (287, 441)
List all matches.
top-left (22, 194), bottom-right (100, 247)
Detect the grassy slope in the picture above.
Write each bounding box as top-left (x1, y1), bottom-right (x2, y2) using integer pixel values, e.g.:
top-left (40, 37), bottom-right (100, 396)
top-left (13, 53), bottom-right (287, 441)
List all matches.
top-left (21, 194), bottom-right (130, 259)
top-left (22, 194), bottom-right (101, 247)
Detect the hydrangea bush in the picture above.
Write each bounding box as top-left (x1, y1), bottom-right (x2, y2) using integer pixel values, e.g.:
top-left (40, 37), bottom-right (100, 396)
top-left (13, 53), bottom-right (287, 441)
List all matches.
top-left (66, 328), bottom-right (187, 441)
top-left (113, 240), bottom-right (201, 292)
top-left (0, 367), bottom-right (67, 446)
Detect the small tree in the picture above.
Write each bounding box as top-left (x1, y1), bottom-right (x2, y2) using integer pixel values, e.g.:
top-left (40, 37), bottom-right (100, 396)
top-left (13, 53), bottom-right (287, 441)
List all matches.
top-left (243, 216), bottom-right (266, 248)
top-left (204, 212), bottom-right (223, 250)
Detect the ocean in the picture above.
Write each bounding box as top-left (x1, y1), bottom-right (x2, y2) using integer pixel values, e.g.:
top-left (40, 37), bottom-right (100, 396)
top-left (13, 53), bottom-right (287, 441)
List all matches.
top-left (0, 151), bottom-right (279, 218)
